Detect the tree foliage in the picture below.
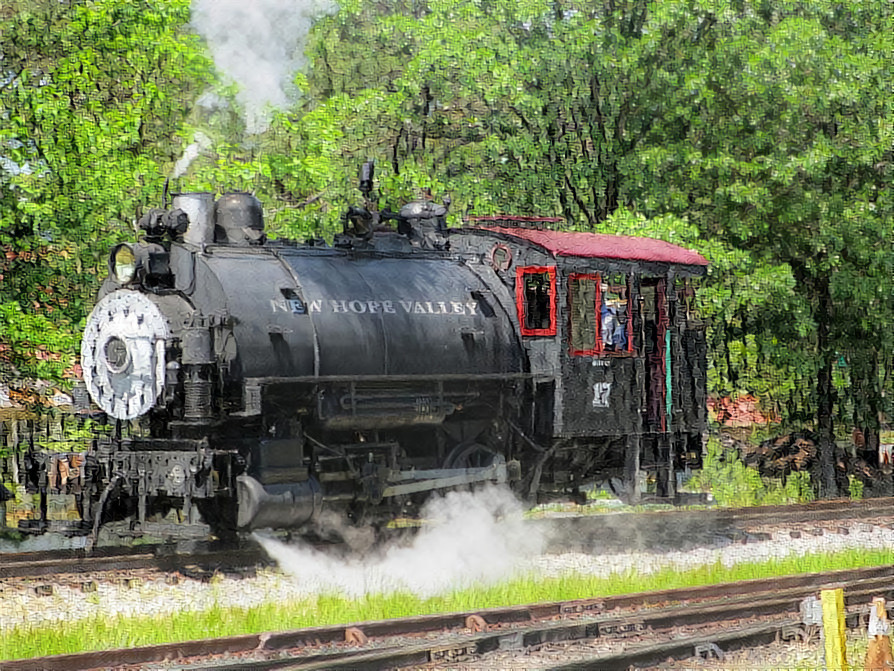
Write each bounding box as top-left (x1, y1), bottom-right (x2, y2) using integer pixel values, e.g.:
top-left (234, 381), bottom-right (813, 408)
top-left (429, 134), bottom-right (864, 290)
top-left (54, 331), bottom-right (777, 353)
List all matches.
top-left (635, 0), bottom-right (894, 493)
top-left (0, 0), bottom-right (213, 379)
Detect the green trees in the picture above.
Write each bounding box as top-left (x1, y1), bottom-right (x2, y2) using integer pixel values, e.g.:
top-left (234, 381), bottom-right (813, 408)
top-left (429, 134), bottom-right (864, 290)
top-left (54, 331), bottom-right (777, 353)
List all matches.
top-left (305, 0), bottom-right (662, 222)
top-left (0, 0), bottom-right (212, 379)
top-left (637, 1), bottom-right (894, 494)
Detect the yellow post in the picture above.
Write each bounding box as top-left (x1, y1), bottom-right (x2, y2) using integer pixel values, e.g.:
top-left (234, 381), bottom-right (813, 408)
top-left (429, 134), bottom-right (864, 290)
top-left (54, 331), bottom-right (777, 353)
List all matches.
top-left (821, 587), bottom-right (849, 671)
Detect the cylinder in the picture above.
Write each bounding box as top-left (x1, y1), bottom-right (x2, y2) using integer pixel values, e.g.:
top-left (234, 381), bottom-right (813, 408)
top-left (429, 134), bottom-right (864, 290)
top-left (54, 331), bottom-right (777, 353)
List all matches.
top-left (181, 328), bottom-right (214, 365)
top-left (236, 474), bottom-right (321, 530)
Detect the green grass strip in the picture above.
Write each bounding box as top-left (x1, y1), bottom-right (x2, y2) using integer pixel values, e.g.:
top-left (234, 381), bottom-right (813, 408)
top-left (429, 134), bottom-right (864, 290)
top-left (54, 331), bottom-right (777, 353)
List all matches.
top-left (3, 547), bottom-right (894, 661)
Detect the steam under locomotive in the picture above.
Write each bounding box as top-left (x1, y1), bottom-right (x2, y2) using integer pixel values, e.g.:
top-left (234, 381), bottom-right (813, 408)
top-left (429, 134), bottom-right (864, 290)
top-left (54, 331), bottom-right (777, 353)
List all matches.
top-left (24, 166), bottom-right (708, 539)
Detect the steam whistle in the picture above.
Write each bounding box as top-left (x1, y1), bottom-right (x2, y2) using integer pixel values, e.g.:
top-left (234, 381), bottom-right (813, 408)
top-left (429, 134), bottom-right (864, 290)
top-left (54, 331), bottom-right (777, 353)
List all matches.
top-left (359, 161), bottom-right (374, 199)
top-left (341, 161), bottom-right (378, 241)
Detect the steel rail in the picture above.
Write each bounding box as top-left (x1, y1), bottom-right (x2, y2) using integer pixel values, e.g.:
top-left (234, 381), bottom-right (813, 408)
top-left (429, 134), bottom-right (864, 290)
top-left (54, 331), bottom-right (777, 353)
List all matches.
top-left (5, 563), bottom-right (894, 671)
top-left (534, 496), bottom-right (894, 552)
top-left (0, 541), bottom-right (270, 579)
top-left (172, 574), bottom-right (894, 670)
top-left (2, 495), bottom-right (893, 580)
top-left (546, 620), bottom-right (802, 671)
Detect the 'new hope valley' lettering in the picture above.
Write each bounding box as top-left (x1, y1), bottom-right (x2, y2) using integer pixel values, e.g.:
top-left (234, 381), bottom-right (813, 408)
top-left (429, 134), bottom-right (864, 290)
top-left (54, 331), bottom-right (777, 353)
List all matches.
top-left (273, 298), bottom-right (480, 316)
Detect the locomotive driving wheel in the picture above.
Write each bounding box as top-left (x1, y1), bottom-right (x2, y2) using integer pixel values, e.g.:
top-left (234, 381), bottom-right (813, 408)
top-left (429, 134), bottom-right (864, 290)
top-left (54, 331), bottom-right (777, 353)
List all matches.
top-left (443, 441), bottom-right (500, 470)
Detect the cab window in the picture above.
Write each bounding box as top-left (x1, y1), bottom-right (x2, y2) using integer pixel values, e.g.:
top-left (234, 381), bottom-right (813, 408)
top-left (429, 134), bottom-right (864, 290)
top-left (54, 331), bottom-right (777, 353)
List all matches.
top-left (569, 272), bottom-right (632, 355)
top-left (569, 273), bottom-right (599, 354)
top-left (600, 273), bottom-right (630, 353)
top-left (516, 266), bottom-right (556, 336)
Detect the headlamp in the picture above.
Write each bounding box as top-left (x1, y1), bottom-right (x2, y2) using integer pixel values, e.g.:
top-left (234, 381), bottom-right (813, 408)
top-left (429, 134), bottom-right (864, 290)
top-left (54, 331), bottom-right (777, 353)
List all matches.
top-left (110, 244), bottom-right (137, 285)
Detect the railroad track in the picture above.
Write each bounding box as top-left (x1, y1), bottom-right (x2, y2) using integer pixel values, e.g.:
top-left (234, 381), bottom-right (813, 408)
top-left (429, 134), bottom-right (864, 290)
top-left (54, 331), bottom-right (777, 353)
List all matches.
top-left (0, 540), bottom-right (271, 580)
top-left (536, 495), bottom-right (894, 552)
top-left (3, 496), bottom-right (894, 581)
top-left (4, 563), bottom-right (893, 670)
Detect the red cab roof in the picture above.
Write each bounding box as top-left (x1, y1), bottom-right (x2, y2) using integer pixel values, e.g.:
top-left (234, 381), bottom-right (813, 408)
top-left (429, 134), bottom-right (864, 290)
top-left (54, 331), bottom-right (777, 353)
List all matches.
top-left (478, 226), bottom-right (708, 267)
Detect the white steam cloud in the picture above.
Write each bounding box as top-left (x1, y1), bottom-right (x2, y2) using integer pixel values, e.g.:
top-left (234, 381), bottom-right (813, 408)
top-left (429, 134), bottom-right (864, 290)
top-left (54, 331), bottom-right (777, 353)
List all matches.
top-left (191, 0), bottom-right (337, 134)
top-left (255, 486), bottom-right (545, 599)
top-left (171, 130), bottom-right (213, 179)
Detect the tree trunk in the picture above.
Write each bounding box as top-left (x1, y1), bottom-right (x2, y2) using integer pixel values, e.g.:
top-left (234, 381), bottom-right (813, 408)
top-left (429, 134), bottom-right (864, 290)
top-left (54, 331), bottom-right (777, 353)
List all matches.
top-left (816, 354), bottom-right (838, 498)
top-left (815, 276), bottom-right (839, 498)
top-left (862, 349), bottom-right (882, 460)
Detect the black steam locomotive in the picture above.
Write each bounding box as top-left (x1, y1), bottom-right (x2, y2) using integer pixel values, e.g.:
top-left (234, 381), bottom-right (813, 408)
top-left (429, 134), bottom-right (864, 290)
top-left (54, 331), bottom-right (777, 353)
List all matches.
top-left (25, 167), bottom-right (708, 538)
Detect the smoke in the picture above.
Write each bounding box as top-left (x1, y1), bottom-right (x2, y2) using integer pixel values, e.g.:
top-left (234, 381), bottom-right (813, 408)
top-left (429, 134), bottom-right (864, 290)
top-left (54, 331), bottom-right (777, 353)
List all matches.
top-left (255, 486), bottom-right (545, 599)
top-left (171, 130), bottom-right (213, 179)
top-left (191, 0), bottom-right (337, 134)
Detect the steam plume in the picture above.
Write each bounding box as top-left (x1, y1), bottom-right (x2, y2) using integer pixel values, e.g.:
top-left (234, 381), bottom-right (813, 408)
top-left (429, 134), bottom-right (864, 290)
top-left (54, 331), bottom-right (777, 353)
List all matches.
top-left (255, 486), bottom-right (545, 599)
top-left (191, 0), bottom-right (337, 134)
top-left (171, 131), bottom-right (212, 179)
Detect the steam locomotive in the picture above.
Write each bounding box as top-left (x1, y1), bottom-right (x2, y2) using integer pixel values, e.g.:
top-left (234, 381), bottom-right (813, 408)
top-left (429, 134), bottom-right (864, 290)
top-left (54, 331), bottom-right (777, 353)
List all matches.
top-left (24, 166), bottom-right (708, 538)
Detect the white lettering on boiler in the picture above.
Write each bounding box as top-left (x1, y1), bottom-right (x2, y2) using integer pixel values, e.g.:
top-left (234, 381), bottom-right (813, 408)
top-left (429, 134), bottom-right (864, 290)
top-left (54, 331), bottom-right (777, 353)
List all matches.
top-left (296, 298), bottom-right (480, 316)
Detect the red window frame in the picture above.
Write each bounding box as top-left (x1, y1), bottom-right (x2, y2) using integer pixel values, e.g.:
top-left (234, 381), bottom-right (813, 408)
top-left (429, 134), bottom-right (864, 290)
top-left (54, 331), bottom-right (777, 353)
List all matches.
top-left (568, 273), bottom-right (601, 355)
top-left (516, 266), bottom-right (557, 336)
top-left (568, 272), bottom-right (634, 356)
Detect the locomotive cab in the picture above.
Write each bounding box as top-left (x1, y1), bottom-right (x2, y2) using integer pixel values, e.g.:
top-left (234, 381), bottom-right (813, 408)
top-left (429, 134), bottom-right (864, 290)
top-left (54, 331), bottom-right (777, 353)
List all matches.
top-left (451, 219), bottom-right (708, 504)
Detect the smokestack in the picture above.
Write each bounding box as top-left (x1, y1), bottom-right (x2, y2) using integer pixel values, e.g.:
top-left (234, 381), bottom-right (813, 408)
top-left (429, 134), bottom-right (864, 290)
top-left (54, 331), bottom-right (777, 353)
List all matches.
top-left (174, 192), bottom-right (215, 247)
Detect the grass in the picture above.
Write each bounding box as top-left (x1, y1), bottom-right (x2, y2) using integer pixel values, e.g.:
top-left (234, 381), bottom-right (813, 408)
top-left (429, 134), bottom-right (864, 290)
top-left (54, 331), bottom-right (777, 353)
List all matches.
top-left (4, 546), bottom-right (894, 661)
top-left (533, 431), bottom-right (823, 517)
top-left (686, 435), bottom-right (816, 506)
